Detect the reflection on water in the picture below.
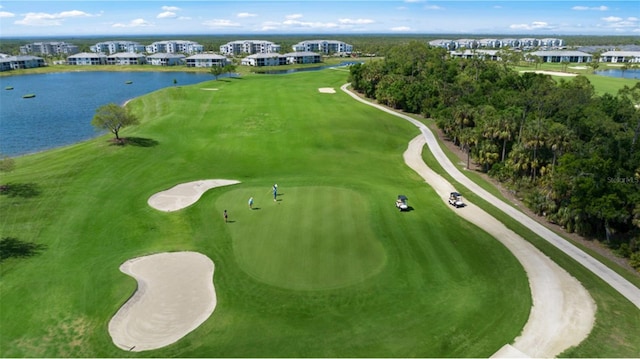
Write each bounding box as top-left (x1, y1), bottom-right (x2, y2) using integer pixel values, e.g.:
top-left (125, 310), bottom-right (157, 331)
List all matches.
top-left (594, 68), bottom-right (640, 79)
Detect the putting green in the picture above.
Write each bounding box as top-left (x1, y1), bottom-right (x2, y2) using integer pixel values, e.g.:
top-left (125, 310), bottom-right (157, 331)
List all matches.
top-left (218, 186), bottom-right (387, 290)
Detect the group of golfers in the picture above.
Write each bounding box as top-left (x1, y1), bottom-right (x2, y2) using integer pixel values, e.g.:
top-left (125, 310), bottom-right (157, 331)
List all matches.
top-left (224, 184), bottom-right (278, 223)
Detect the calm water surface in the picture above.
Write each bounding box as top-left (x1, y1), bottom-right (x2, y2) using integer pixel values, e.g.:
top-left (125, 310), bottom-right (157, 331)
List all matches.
top-left (595, 68), bottom-right (640, 79)
top-left (0, 71), bottom-right (216, 156)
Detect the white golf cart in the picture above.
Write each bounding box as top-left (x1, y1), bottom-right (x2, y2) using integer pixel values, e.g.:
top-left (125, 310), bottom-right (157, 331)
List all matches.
top-left (448, 192), bottom-right (465, 208)
top-left (396, 195), bottom-right (409, 211)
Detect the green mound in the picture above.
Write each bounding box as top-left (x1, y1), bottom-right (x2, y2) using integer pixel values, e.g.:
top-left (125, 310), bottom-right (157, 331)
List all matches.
top-left (219, 186), bottom-right (387, 290)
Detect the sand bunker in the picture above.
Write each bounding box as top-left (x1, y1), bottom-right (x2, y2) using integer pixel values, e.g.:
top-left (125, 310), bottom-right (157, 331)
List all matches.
top-left (200, 88), bottom-right (219, 91)
top-left (318, 87), bottom-right (336, 93)
top-left (148, 179), bottom-right (240, 212)
top-left (108, 251), bottom-right (216, 352)
top-left (519, 70), bottom-right (578, 77)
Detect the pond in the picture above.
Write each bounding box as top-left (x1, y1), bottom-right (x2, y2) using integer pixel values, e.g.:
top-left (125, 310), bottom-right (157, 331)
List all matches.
top-left (595, 68), bottom-right (640, 79)
top-left (0, 71), bottom-right (223, 157)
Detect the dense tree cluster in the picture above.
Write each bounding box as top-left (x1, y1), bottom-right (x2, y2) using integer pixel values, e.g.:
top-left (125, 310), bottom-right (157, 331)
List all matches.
top-left (349, 41), bottom-right (640, 270)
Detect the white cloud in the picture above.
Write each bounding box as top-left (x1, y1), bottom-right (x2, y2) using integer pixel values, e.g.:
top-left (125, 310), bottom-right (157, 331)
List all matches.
top-left (285, 14), bottom-right (303, 20)
top-left (338, 18), bottom-right (374, 25)
top-left (161, 6), bottom-right (180, 11)
top-left (424, 5), bottom-right (444, 10)
top-left (14, 10), bottom-right (92, 26)
top-left (237, 12), bottom-right (257, 18)
top-left (509, 21), bottom-right (556, 31)
top-left (203, 19), bottom-right (240, 27)
top-left (391, 26), bottom-right (411, 31)
top-left (177, 16), bottom-right (191, 21)
top-left (282, 19), bottom-right (338, 29)
top-left (112, 18), bottom-right (153, 28)
top-left (157, 11), bottom-right (176, 19)
top-left (572, 5), bottom-right (608, 11)
top-left (601, 16), bottom-right (638, 29)
top-left (602, 16), bottom-right (623, 22)
top-left (0, 11), bottom-right (15, 18)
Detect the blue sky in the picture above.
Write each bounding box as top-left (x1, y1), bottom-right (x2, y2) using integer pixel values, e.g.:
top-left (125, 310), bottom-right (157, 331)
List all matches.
top-left (0, 1), bottom-right (638, 37)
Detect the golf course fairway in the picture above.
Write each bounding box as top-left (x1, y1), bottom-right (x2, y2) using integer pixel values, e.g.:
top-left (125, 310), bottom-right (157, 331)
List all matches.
top-left (1, 68), bottom-right (638, 357)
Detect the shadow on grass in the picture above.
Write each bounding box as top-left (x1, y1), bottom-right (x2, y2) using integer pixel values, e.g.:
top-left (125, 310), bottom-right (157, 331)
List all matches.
top-left (0, 182), bottom-right (41, 198)
top-left (109, 137), bottom-right (159, 148)
top-left (0, 237), bottom-right (47, 262)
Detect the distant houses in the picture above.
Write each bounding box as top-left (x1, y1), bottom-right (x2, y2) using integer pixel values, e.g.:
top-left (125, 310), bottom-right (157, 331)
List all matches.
top-left (527, 50), bottom-right (592, 63)
top-left (429, 37), bottom-right (565, 50)
top-left (219, 40), bottom-right (281, 55)
top-left (19, 42), bottom-right (79, 55)
top-left (241, 52), bottom-right (321, 66)
top-left (291, 40), bottom-right (352, 54)
top-left (0, 55), bottom-right (46, 71)
top-left (600, 51), bottom-right (640, 63)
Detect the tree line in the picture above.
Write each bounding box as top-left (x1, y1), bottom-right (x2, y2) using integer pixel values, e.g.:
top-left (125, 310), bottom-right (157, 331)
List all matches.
top-left (349, 41), bottom-right (640, 271)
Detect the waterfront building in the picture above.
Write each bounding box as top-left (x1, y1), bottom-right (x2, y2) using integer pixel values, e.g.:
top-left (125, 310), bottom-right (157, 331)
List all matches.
top-left (19, 42), bottom-right (79, 55)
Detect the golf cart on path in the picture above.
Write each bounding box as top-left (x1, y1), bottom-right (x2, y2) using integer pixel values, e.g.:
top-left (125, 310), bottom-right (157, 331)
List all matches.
top-left (396, 195), bottom-right (409, 211)
top-left (448, 192), bottom-right (465, 208)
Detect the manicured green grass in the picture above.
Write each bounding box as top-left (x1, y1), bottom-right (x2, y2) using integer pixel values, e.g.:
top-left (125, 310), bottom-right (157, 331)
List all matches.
top-left (0, 69), bottom-right (530, 357)
top-left (418, 119), bottom-right (640, 358)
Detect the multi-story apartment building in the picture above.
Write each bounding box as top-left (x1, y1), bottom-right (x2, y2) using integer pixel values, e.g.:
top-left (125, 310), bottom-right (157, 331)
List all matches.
top-left (67, 52), bottom-right (108, 65)
top-left (430, 38), bottom-right (563, 50)
top-left (90, 41), bottom-right (146, 55)
top-left (19, 42), bottom-right (79, 55)
top-left (219, 40), bottom-right (281, 55)
top-left (0, 55), bottom-right (46, 71)
top-left (145, 40), bottom-right (204, 54)
top-left (185, 54), bottom-right (229, 68)
top-left (291, 40), bottom-right (353, 54)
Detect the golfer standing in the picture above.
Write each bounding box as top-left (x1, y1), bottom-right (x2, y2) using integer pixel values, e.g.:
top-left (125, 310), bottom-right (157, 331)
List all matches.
top-left (248, 197), bottom-right (254, 209)
top-left (272, 184), bottom-right (278, 201)
top-left (223, 209), bottom-right (228, 223)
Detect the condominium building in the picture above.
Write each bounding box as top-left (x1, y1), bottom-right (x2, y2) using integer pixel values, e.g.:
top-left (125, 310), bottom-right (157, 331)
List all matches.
top-left (220, 40), bottom-right (281, 55)
top-left (67, 52), bottom-right (108, 65)
top-left (147, 53), bottom-right (186, 66)
top-left (0, 55), bottom-right (46, 72)
top-left (430, 38), bottom-right (563, 50)
top-left (106, 53), bottom-right (147, 65)
top-left (528, 50), bottom-right (592, 63)
top-left (599, 51), bottom-right (640, 63)
top-left (185, 54), bottom-right (229, 68)
top-left (241, 52), bottom-right (321, 67)
top-left (145, 40), bottom-right (204, 54)
top-left (291, 40), bottom-right (353, 54)
top-left (90, 41), bottom-right (146, 54)
top-left (19, 42), bottom-right (79, 55)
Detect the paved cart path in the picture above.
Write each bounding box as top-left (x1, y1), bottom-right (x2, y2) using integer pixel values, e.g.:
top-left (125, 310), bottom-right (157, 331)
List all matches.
top-left (341, 83), bottom-right (640, 357)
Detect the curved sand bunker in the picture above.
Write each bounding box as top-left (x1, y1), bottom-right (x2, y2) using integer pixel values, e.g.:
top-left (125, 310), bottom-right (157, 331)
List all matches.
top-left (109, 251), bottom-right (216, 352)
top-left (318, 87), bottom-right (336, 93)
top-left (148, 179), bottom-right (240, 212)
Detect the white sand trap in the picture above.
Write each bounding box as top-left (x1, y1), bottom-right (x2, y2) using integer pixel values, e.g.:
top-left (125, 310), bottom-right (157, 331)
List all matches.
top-left (148, 179), bottom-right (240, 212)
top-left (201, 88), bottom-right (219, 91)
top-left (108, 251), bottom-right (216, 352)
top-left (519, 70), bottom-right (578, 77)
top-left (318, 87), bottom-right (336, 93)
top-left (569, 66), bottom-right (588, 70)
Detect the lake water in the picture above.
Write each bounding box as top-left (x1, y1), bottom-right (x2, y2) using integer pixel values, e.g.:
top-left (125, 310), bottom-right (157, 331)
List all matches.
top-left (595, 68), bottom-right (640, 79)
top-left (0, 71), bottom-right (219, 156)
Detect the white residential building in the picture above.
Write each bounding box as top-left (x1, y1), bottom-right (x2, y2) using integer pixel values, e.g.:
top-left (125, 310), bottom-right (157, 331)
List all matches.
top-left (600, 51), bottom-right (640, 63)
top-left (67, 52), bottom-right (108, 65)
top-left (284, 52), bottom-right (322, 64)
top-left (90, 41), bottom-right (146, 54)
top-left (145, 40), bottom-right (204, 54)
top-left (291, 40), bottom-right (353, 54)
top-left (185, 54), bottom-right (229, 68)
top-left (106, 53), bottom-right (147, 65)
top-left (220, 40), bottom-right (281, 55)
top-left (19, 42), bottom-right (79, 55)
top-left (0, 55), bottom-right (46, 72)
top-left (147, 53), bottom-right (186, 66)
top-left (528, 50), bottom-right (592, 63)
top-left (241, 53), bottom-right (287, 66)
